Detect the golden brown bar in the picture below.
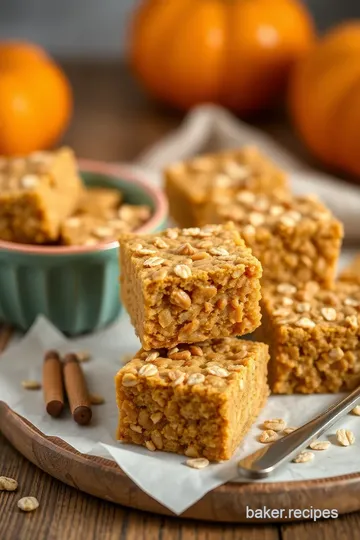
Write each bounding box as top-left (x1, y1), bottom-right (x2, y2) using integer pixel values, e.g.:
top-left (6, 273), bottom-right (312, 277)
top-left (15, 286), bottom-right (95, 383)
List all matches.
top-left (164, 146), bottom-right (289, 228)
top-left (119, 223), bottom-right (263, 350)
top-left (0, 147), bottom-right (82, 244)
top-left (76, 187), bottom-right (123, 218)
top-left (206, 192), bottom-right (343, 287)
top-left (257, 281), bottom-right (360, 394)
top-left (115, 339), bottom-right (269, 461)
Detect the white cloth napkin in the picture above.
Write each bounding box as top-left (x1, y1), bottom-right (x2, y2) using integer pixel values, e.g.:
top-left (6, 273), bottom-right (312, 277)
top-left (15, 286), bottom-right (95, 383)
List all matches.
top-left (135, 104), bottom-right (360, 240)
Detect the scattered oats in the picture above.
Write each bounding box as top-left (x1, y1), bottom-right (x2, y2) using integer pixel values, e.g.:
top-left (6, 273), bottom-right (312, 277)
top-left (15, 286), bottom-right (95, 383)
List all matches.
top-left (283, 427), bottom-right (297, 435)
top-left (185, 458), bottom-right (209, 470)
top-left (153, 237), bottom-right (169, 249)
top-left (209, 247), bottom-right (229, 256)
top-left (295, 317), bottom-right (316, 329)
top-left (336, 429), bottom-right (355, 446)
top-left (295, 302), bottom-right (311, 313)
top-left (131, 242), bottom-right (143, 251)
top-left (329, 347), bottom-right (344, 361)
top-left (321, 307), bottom-right (337, 321)
top-left (187, 373), bottom-right (205, 386)
top-left (122, 373), bottom-right (138, 387)
top-left (277, 283), bottom-right (297, 295)
top-left (143, 256), bottom-right (165, 267)
top-left (139, 364), bottom-right (158, 377)
top-left (206, 365), bottom-right (230, 378)
top-left (174, 264), bottom-right (192, 278)
top-left (293, 451), bottom-right (314, 463)
top-left (259, 430), bottom-right (278, 443)
top-left (352, 406), bottom-right (360, 416)
top-left (20, 174), bottom-right (39, 189)
top-left (145, 351), bottom-right (160, 362)
top-left (130, 424), bottom-right (142, 433)
top-left (345, 315), bottom-right (358, 329)
top-left (0, 477), bottom-right (18, 491)
top-left (150, 412), bottom-right (163, 424)
top-left (282, 297), bottom-right (294, 306)
top-left (263, 418), bottom-right (286, 432)
top-left (89, 393), bottom-right (105, 405)
top-left (214, 173), bottom-right (232, 188)
top-left (191, 251), bottom-right (211, 261)
top-left (309, 440), bottom-right (330, 451)
top-left (270, 205), bottom-right (285, 216)
top-left (145, 440), bottom-right (156, 451)
top-left (17, 497), bottom-right (39, 512)
top-left (344, 298), bottom-right (360, 307)
top-left (166, 229), bottom-right (178, 239)
top-left (243, 224), bottom-right (256, 236)
top-left (249, 212), bottom-right (265, 227)
top-left (21, 380), bottom-right (41, 390)
top-left (76, 351), bottom-right (91, 363)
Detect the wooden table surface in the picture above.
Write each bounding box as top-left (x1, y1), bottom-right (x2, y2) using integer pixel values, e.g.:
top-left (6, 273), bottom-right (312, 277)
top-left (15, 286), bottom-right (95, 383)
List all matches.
top-left (0, 61), bottom-right (359, 540)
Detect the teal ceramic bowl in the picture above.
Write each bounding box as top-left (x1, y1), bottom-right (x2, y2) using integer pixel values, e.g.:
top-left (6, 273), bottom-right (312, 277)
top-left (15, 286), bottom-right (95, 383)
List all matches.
top-left (0, 160), bottom-right (168, 335)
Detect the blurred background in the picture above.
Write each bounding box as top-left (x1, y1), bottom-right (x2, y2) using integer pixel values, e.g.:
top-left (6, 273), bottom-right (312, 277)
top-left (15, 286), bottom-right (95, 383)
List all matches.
top-left (1, 0), bottom-right (360, 180)
top-left (1, 0), bottom-right (360, 58)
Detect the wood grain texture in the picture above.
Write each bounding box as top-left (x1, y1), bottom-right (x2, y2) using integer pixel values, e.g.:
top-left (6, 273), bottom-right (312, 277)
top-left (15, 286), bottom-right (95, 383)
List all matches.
top-left (1, 402), bottom-right (360, 525)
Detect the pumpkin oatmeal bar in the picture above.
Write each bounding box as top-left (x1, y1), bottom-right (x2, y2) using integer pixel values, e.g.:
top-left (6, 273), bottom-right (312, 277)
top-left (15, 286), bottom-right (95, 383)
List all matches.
top-left (76, 187), bottom-right (123, 218)
top-left (116, 339), bottom-right (269, 461)
top-left (339, 255), bottom-right (360, 286)
top-left (164, 146), bottom-right (289, 228)
top-left (257, 281), bottom-right (360, 394)
top-left (119, 222), bottom-right (263, 350)
top-left (206, 192), bottom-right (343, 287)
top-left (0, 147), bottom-right (82, 244)
top-left (61, 204), bottom-right (151, 246)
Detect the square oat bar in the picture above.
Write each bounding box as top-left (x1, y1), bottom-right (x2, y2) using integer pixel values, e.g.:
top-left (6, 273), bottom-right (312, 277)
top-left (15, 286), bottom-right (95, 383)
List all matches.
top-left (206, 192), bottom-right (343, 287)
top-left (0, 147), bottom-right (82, 244)
top-left (119, 222), bottom-right (262, 350)
top-left (257, 281), bottom-right (360, 394)
top-left (164, 146), bottom-right (288, 228)
top-left (115, 339), bottom-right (269, 461)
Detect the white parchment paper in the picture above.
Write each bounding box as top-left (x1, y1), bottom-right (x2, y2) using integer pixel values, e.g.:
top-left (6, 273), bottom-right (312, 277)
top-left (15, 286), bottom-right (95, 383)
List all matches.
top-left (1, 263), bottom-right (360, 516)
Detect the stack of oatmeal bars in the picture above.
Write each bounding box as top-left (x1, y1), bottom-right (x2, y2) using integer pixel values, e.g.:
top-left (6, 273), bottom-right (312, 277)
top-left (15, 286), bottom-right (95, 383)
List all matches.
top-left (116, 222), bottom-right (269, 461)
top-left (116, 145), bottom-right (359, 462)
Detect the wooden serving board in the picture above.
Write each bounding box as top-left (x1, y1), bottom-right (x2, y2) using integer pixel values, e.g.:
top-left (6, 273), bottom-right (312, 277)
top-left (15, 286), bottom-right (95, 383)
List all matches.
top-left (1, 401), bottom-right (360, 523)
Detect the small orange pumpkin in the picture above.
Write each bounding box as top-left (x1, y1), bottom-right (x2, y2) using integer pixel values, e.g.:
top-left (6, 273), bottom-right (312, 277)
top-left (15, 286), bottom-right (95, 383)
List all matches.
top-left (129, 0), bottom-right (315, 114)
top-left (289, 23), bottom-right (360, 177)
top-left (0, 41), bottom-right (72, 155)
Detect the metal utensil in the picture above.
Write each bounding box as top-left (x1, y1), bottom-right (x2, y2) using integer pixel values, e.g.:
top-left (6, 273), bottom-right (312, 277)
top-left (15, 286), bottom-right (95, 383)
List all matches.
top-left (238, 385), bottom-right (360, 479)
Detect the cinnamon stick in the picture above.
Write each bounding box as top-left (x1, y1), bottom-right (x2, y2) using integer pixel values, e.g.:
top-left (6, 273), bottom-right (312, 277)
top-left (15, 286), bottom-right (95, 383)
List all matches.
top-left (63, 353), bottom-right (92, 426)
top-left (43, 350), bottom-right (64, 417)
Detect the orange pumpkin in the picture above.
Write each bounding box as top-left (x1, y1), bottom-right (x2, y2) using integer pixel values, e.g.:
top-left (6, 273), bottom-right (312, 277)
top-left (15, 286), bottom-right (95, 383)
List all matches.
top-left (0, 41), bottom-right (72, 155)
top-left (129, 0), bottom-right (315, 114)
top-left (289, 23), bottom-right (360, 177)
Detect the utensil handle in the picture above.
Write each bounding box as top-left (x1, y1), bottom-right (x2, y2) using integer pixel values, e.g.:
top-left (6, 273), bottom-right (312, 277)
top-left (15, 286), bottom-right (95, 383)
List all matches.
top-left (238, 385), bottom-right (360, 479)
